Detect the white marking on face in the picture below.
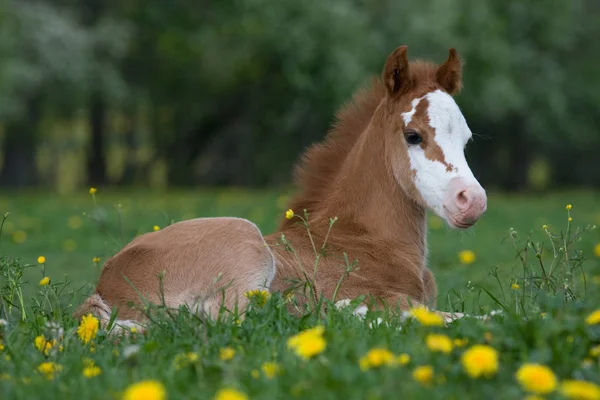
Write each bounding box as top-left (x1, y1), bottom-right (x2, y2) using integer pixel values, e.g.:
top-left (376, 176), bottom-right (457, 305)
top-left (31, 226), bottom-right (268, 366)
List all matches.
top-left (401, 97), bottom-right (422, 125)
top-left (402, 90), bottom-right (480, 217)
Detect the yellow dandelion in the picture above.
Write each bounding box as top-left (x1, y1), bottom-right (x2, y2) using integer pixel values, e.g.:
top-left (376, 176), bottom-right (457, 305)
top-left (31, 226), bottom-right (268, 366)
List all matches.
top-left (409, 306), bottom-right (444, 327)
top-left (261, 362), bottom-right (280, 379)
top-left (515, 363), bottom-right (557, 395)
top-left (77, 313), bottom-right (99, 344)
top-left (412, 365), bottom-right (434, 386)
top-left (590, 345), bottom-right (600, 357)
top-left (130, 327), bottom-right (137, 334)
top-left (560, 379), bottom-right (600, 400)
top-left (34, 335), bottom-right (57, 355)
top-left (397, 353), bottom-right (411, 366)
top-left (89, 188), bottom-right (97, 195)
top-left (82, 359), bottom-right (101, 378)
top-left (566, 204), bottom-right (572, 210)
top-left (214, 388), bottom-right (248, 400)
top-left (359, 347), bottom-right (396, 371)
top-left (453, 338), bottom-right (469, 348)
top-left (569, 217), bottom-right (573, 222)
top-left (219, 347), bottom-right (236, 361)
top-left (594, 244), bottom-right (600, 259)
top-left (461, 344), bottom-right (499, 378)
top-left (585, 309), bottom-right (600, 325)
top-left (37, 362), bottom-right (62, 380)
top-left (458, 250), bottom-right (476, 264)
top-left (244, 289), bottom-right (270, 307)
top-left (285, 209), bottom-right (294, 220)
top-left (39, 277), bottom-right (50, 286)
top-left (426, 334), bottom-right (453, 354)
top-left (123, 380), bottom-right (166, 400)
top-left (93, 257), bottom-right (101, 263)
top-left (511, 283), bottom-right (520, 290)
top-left (153, 225), bottom-right (160, 231)
top-left (173, 352), bottom-right (199, 369)
top-left (37, 256), bottom-right (46, 264)
top-left (0, 342), bottom-right (4, 351)
top-left (287, 325), bottom-right (326, 360)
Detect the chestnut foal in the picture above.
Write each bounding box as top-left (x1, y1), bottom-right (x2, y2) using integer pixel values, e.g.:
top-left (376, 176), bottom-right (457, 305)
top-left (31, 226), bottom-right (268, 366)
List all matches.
top-left (75, 45), bottom-right (486, 330)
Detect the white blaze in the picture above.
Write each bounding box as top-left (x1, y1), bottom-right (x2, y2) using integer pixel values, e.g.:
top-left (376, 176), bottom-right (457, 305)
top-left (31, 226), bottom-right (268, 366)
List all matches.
top-left (400, 89), bottom-right (478, 217)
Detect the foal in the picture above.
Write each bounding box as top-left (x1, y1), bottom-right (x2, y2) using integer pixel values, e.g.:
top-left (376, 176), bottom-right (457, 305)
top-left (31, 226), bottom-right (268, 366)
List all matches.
top-left (75, 46), bottom-right (486, 328)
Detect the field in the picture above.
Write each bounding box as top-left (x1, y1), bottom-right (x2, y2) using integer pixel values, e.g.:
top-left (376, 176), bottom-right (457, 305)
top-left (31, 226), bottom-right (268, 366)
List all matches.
top-left (0, 189), bottom-right (599, 399)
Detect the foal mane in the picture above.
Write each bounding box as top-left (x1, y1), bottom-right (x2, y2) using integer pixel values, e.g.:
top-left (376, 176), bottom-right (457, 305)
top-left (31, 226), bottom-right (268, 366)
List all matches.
top-left (280, 61), bottom-right (441, 230)
top-left (281, 77), bottom-right (386, 226)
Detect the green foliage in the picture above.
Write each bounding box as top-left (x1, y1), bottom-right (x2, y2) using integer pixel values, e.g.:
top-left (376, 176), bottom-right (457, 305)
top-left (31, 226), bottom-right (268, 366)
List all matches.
top-left (0, 191), bottom-right (599, 398)
top-left (1, 0), bottom-right (599, 189)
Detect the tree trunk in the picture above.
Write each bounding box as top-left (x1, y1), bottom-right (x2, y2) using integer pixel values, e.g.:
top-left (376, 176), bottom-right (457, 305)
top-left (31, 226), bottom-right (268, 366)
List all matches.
top-left (0, 97), bottom-right (41, 187)
top-left (86, 94), bottom-right (107, 186)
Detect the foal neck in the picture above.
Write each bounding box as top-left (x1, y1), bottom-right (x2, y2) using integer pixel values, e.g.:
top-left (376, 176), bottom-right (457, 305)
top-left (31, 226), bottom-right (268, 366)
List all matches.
top-left (324, 107), bottom-right (427, 261)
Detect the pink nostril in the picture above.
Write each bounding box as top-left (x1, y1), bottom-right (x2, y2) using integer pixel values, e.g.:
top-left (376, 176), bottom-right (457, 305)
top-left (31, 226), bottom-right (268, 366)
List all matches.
top-left (456, 190), bottom-right (471, 210)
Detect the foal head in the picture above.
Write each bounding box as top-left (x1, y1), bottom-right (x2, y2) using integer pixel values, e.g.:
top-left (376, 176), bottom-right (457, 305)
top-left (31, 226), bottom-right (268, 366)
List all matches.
top-left (380, 46), bottom-right (486, 229)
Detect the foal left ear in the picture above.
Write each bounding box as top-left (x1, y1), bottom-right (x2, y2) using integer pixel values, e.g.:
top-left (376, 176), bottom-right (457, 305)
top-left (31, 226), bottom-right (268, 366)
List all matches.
top-left (435, 48), bottom-right (463, 95)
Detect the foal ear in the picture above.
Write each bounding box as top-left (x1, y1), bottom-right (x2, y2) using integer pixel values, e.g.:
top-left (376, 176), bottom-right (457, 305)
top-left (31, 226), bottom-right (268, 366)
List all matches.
top-left (383, 45), bottom-right (411, 96)
top-left (435, 48), bottom-right (463, 95)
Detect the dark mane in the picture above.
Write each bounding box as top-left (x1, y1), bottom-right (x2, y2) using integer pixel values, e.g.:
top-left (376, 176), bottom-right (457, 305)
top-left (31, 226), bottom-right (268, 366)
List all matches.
top-left (282, 61), bottom-right (440, 227)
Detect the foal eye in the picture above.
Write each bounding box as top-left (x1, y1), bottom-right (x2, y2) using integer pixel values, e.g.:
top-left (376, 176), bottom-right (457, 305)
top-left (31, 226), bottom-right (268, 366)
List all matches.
top-left (404, 131), bottom-right (423, 145)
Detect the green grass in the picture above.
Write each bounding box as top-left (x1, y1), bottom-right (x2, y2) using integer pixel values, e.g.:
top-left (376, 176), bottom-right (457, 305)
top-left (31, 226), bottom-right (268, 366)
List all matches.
top-left (0, 189), bottom-right (599, 399)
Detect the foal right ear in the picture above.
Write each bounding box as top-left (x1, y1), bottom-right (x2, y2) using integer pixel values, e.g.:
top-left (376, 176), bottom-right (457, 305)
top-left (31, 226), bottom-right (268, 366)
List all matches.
top-left (383, 45), bottom-right (411, 96)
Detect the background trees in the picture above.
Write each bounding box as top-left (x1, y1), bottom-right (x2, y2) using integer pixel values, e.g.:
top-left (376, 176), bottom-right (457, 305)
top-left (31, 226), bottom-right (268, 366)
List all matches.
top-left (1, 0), bottom-right (598, 192)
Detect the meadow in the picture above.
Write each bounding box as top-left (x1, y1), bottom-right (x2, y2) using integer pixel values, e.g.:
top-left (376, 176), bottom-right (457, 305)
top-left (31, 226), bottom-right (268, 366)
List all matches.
top-left (0, 188), bottom-right (599, 399)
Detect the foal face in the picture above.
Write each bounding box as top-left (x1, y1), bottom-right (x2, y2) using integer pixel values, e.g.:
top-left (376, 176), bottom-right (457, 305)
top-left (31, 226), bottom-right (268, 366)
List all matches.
top-left (383, 46), bottom-right (487, 229)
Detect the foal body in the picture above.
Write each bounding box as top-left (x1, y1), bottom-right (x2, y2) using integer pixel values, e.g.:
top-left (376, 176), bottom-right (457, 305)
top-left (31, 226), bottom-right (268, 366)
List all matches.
top-left (76, 46), bottom-right (487, 327)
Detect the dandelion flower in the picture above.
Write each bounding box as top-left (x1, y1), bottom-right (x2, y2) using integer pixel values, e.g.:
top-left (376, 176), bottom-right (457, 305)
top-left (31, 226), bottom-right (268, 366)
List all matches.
top-left (511, 283), bottom-right (520, 290)
top-left (39, 277), bottom-right (50, 286)
top-left (560, 380), bottom-right (600, 400)
top-left (393, 354), bottom-right (408, 368)
top-left (589, 345), bottom-right (600, 357)
top-left (593, 243), bottom-right (600, 258)
top-left (123, 380), bottom-right (166, 400)
top-left (461, 344), bottom-right (499, 378)
top-left (453, 338), bottom-right (469, 348)
top-left (569, 217), bottom-right (573, 222)
top-left (219, 347), bottom-right (235, 361)
top-left (34, 335), bottom-right (57, 355)
top-left (89, 188), bottom-right (97, 195)
top-left (173, 352), bottom-right (199, 369)
top-left (515, 363), bottom-right (557, 395)
top-left (285, 209), bottom-right (294, 220)
top-left (458, 250), bottom-right (476, 264)
top-left (261, 362), bottom-right (280, 379)
top-left (214, 388), bottom-right (248, 400)
top-left (77, 313), bottom-right (99, 344)
top-left (244, 289), bottom-right (270, 307)
top-left (82, 359), bottom-right (101, 378)
top-left (93, 257), bottom-right (101, 263)
top-left (0, 342), bottom-right (4, 351)
top-left (153, 225), bottom-right (160, 231)
top-left (426, 334), bottom-right (453, 354)
top-left (37, 256), bottom-right (46, 264)
top-left (412, 365), bottom-right (434, 386)
top-left (37, 362), bottom-right (62, 380)
top-left (585, 309), bottom-right (600, 325)
top-left (359, 347), bottom-right (396, 371)
top-left (287, 325), bottom-right (326, 360)
top-left (409, 306), bottom-right (444, 327)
